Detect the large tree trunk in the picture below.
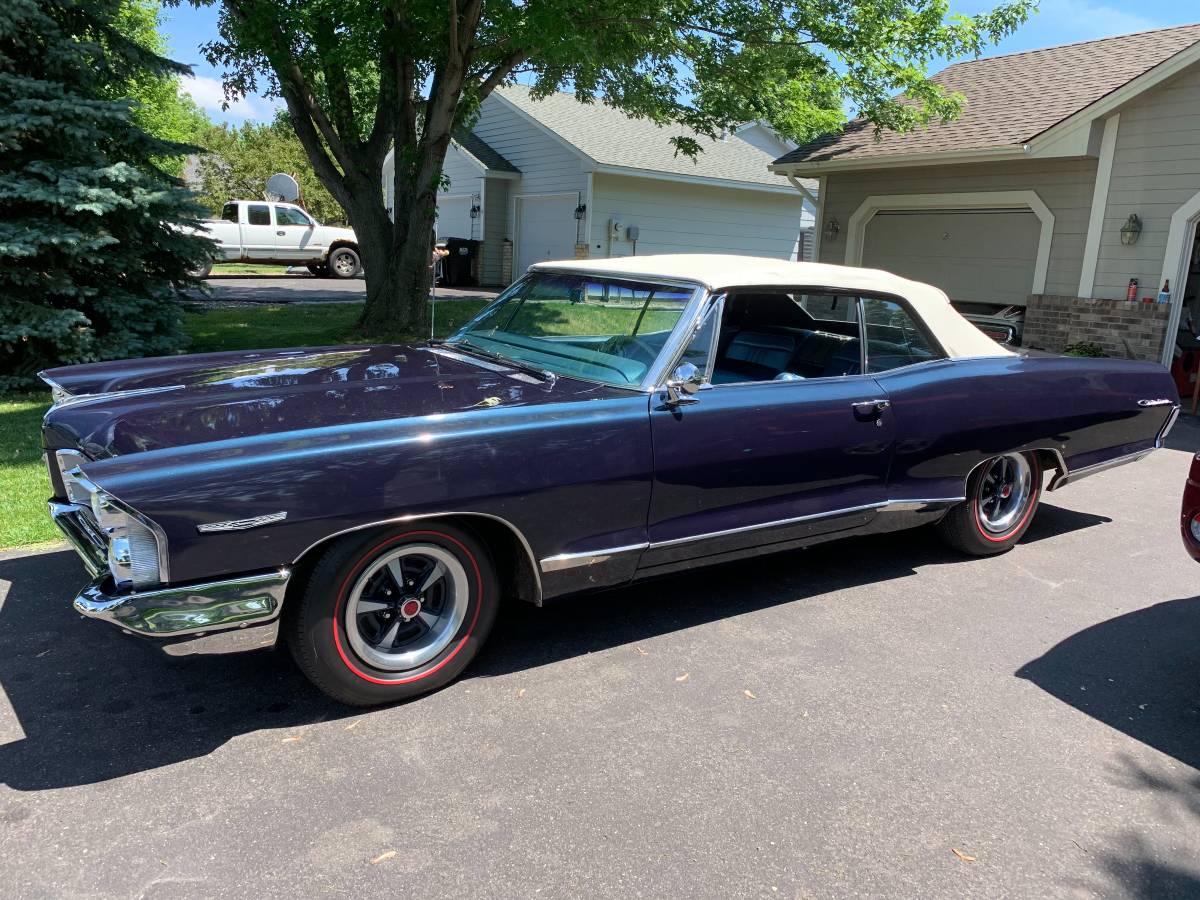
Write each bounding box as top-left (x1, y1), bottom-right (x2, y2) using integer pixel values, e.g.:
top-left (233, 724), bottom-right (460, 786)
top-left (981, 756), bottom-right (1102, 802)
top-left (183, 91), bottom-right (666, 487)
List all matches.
top-left (353, 186), bottom-right (440, 338)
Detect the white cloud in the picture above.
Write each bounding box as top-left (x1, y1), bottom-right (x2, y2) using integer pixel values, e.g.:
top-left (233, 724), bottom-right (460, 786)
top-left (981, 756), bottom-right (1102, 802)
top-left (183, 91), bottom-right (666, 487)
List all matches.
top-left (1032, 0), bottom-right (1159, 41)
top-left (182, 75), bottom-right (281, 123)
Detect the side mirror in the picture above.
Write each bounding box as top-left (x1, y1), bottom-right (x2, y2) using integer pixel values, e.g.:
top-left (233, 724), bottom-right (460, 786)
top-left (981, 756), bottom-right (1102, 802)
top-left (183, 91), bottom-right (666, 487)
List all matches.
top-left (664, 362), bottom-right (703, 406)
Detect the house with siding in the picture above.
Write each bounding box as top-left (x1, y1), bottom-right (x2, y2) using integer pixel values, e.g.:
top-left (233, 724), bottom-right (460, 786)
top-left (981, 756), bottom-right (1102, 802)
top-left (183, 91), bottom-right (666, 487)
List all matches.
top-left (770, 23), bottom-right (1200, 365)
top-left (384, 86), bottom-right (816, 287)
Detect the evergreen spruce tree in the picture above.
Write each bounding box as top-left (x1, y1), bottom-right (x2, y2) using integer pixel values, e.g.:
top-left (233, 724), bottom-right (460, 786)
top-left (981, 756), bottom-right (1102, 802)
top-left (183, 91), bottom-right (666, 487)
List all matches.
top-left (0, 0), bottom-right (213, 389)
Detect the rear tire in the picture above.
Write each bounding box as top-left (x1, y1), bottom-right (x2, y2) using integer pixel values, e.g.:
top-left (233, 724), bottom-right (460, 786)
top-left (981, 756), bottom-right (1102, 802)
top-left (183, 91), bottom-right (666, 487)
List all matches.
top-left (284, 523), bottom-right (499, 706)
top-left (937, 452), bottom-right (1041, 556)
top-left (188, 260), bottom-right (213, 279)
top-left (328, 246), bottom-right (360, 279)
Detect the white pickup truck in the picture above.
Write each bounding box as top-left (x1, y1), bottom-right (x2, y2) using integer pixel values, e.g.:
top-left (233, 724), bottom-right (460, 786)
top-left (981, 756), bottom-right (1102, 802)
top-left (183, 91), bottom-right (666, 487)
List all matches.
top-left (191, 200), bottom-right (361, 278)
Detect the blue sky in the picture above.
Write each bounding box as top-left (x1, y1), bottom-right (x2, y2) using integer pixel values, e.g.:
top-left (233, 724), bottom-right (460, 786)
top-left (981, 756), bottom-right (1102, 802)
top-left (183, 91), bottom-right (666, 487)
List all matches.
top-left (165, 0), bottom-right (1198, 126)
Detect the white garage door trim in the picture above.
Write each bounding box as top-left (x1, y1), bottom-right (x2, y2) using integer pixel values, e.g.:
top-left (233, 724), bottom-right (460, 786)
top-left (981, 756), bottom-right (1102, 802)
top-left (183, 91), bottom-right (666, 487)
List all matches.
top-left (1159, 187), bottom-right (1200, 365)
top-left (515, 192), bottom-right (579, 275)
top-left (845, 191), bottom-right (1055, 296)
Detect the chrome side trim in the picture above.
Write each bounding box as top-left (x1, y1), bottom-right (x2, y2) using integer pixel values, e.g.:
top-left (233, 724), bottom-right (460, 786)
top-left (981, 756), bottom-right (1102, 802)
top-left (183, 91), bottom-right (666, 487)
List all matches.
top-left (647, 502), bottom-right (888, 550)
top-left (291, 511), bottom-right (543, 605)
top-left (1138, 398), bottom-right (1175, 407)
top-left (1048, 449), bottom-right (1152, 491)
top-left (539, 497), bottom-right (968, 572)
top-left (1156, 404), bottom-right (1181, 448)
top-left (197, 511), bottom-right (288, 533)
top-left (885, 497), bottom-right (966, 511)
top-left (74, 569), bottom-right (290, 637)
top-left (539, 542), bottom-right (648, 573)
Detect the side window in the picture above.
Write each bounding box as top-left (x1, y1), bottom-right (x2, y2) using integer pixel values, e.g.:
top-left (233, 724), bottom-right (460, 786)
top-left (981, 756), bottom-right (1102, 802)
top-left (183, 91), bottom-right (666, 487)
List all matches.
top-left (862, 298), bottom-right (944, 373)
top-left (247, 204), bottom-right (271, 226)
top-left (221, 203), bottom-right (238, 223)
top-left (712, 290), bottom-right (862, 384)
top-left (275, 205), bottom-right (312, 227)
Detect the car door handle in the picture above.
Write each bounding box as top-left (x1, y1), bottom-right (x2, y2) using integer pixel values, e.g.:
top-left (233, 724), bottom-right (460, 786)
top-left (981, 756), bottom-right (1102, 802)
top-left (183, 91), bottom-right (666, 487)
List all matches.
top-left (851, 399), bottom-right (890, 417)
top-left (276, 230), bottom-right (286, 236)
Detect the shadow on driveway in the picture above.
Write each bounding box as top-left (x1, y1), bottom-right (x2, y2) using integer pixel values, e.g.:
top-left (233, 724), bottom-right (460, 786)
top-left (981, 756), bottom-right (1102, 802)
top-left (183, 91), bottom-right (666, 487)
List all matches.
top-left (0, 503), bottom-right (1109, 791)
top-left (1016, 595), bottom-right (1200, 771)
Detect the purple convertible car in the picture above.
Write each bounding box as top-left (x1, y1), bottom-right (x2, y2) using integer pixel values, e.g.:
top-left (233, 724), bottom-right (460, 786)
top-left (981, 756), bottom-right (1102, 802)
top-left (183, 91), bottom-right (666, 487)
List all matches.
top-left (39, 255), bottom-right (1179, 705)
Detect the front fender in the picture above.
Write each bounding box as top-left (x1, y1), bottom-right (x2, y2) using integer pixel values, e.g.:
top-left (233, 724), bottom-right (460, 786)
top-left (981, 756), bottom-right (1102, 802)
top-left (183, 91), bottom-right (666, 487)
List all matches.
top-left (79, 395), bottom-right (653, 585)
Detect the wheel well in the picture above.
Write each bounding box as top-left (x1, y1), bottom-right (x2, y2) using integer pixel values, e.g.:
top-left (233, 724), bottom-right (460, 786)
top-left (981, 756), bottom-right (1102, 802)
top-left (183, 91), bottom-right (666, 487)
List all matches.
top-left (285, 515), bottom-right (542, 611)
top-left (961, 448), bottom-right (1064, 496)
top-left (325, 240), bottom-right (359, 262)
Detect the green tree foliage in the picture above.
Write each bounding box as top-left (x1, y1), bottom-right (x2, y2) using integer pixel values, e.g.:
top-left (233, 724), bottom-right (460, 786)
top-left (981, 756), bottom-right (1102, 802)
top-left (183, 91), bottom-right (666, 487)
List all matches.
top-left (0, 0), bottom-right (214, 389)
top-left (195, 115), bottom-right (347, 224)
top-left (103, 0), bottom-right (211, 177)
top-left (200, 0), bottom-right (1033, 335)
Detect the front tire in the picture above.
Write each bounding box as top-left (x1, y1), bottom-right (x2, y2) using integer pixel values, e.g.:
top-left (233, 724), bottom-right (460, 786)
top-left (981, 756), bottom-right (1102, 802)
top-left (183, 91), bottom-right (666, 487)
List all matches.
top-left (284, 524), bottom-right (499, 706)
top-left (327, 246), bottom-right (360, 279)
top-left (937, 452), bottom-right (1041, 556)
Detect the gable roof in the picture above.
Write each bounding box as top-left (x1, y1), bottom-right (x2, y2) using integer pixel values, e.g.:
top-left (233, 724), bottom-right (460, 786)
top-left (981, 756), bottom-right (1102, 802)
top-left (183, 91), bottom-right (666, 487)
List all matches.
top-left (774, 22), bottom-right (1200, 170)
top-left (494, 85), bottom-right (812, 194)
top-left (455, 131), bottom-right (520, 174)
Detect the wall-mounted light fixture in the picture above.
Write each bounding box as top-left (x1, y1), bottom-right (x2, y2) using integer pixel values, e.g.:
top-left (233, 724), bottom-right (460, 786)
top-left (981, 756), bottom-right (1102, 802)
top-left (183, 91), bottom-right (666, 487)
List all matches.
top-left (574, 202), bottom-right (587, 221)
top-left (1120, 213), bottom-right (1142, 245)
top-left (824, 217), bottom-right (841, 243)
top-left (469, 195), bottom-right (481, 219)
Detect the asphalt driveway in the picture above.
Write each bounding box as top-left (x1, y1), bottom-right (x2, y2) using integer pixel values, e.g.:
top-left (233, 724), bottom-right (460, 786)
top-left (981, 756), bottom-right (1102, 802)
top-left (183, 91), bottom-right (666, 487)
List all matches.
top-left (2, 441), bottom-right (1199, 897)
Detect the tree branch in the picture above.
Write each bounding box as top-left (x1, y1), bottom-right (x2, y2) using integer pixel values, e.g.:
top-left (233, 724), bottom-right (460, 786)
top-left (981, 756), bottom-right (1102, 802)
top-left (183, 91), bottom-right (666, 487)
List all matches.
top-left (223, 0), bottom-right (358, 174)
top-left (477, 47), bottom-right (532, 100)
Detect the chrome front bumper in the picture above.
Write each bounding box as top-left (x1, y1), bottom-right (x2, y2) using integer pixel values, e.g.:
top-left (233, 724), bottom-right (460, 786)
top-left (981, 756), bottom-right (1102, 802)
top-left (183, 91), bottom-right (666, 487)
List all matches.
top-left (72, 569), bottom-right (291, 638)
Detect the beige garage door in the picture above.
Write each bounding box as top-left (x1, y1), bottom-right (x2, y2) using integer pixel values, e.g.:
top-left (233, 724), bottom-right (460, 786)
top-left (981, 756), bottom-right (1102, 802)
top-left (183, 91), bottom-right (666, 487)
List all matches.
top-left (862, 209), bottom-right (1039, 307)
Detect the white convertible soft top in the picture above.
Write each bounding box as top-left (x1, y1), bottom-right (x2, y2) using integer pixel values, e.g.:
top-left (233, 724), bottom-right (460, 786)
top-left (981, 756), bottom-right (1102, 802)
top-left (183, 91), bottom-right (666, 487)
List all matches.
top-left (530, 254), bottom-right (1013, 360)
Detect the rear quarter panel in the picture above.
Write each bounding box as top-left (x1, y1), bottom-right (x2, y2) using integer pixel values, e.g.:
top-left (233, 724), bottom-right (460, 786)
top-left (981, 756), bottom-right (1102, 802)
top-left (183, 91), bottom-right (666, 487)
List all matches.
top-left (877, 355), bottom-right (1176, 499)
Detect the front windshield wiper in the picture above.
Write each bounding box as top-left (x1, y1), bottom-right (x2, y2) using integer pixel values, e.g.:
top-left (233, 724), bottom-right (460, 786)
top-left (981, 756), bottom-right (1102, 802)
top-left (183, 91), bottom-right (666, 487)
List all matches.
top-left (433, 339), bottom-right (557, 383)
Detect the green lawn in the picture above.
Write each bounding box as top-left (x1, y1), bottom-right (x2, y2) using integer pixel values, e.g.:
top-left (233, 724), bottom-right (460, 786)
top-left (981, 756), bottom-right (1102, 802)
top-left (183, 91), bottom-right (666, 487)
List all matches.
top-left (211, 262), bottom-right (292, 276)
top-left (0, 394), bottom-right (57, 548)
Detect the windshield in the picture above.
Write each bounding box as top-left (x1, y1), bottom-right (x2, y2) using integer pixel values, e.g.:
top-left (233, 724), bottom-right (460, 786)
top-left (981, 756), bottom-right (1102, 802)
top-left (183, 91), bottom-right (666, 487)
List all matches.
top-left (449, 273), bottom-right (695, 386)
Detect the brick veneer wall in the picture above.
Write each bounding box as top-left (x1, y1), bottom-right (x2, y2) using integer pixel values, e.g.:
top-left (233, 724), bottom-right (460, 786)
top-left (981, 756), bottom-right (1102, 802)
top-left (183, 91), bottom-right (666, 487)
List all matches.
top-left (1022, 294), bottom-right (1171, 361)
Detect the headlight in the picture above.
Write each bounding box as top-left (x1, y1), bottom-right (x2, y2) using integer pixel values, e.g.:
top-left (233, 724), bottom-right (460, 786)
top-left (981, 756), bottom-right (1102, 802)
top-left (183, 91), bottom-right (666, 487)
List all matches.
top-left (89, 489), bottom-right (161, 589)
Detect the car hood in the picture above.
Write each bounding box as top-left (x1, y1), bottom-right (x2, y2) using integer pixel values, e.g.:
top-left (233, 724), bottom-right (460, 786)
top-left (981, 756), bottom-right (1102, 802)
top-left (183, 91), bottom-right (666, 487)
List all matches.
top-left (41, 344), bottom-right (619, 459)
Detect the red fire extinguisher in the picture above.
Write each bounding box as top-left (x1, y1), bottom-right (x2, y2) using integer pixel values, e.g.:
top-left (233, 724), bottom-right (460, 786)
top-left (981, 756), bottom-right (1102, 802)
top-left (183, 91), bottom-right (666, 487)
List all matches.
top-left (1126, 278), bottom-right (1138, 301)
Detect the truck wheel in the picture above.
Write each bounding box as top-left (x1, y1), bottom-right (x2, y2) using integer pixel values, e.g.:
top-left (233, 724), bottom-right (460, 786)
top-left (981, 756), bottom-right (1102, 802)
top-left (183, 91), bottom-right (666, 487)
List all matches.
top-left (284, 523), bottom-right (499, 706)
top-left (936, 452), bottom-right (1041, 556)
top-left (328, 247), bottom-right (360, 279)
top-left (188, 260), bottom-right (213, 279)
top-left (306, 262), bottom-right (330, 278)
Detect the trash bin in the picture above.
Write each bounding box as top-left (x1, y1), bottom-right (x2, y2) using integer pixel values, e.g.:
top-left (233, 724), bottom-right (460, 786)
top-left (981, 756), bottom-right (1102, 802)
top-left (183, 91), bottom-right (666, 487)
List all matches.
top-left (441, 237), bottom-right (481, 287)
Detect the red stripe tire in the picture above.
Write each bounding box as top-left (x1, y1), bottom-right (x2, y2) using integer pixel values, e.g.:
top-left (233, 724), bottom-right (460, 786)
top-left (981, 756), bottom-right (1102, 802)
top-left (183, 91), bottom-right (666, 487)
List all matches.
top-left (936, 452), bottom-right (1042, 557)
top-left (284, 523), bottom-right (499, 706)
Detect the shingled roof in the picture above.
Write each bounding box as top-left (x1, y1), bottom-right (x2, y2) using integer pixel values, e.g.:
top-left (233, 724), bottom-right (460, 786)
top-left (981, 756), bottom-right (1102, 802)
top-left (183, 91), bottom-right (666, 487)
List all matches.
top-left (774, 23), bottom-right (1200, 168)
top-left (454, 131), bottom-right (520, 174)
top-left (495, 85), bottom-right (804, 191)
